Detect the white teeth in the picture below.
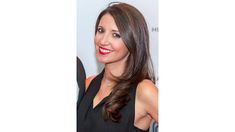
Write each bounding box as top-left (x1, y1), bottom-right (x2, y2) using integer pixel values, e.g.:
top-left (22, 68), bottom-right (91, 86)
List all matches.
top-left (100, 48), bottom-right (111, 53)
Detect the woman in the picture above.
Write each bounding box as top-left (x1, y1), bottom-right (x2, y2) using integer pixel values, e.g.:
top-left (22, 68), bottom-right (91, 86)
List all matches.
top-left (77, 2), bottom-right (158, 132)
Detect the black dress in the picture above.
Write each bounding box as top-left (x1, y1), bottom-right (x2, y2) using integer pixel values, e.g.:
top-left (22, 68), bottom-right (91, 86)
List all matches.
top-left (77, 70), bottom-right (149, 132)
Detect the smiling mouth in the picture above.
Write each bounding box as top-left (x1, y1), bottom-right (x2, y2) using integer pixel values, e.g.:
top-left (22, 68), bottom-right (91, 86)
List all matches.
top-left (99, 47), bottom-right (112, 55)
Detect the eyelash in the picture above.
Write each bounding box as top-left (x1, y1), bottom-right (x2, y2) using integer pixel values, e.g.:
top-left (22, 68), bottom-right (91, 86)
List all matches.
top-left (97, 27), bottom-right (104, 33)
top-left (112, 33), bottom-right (121, 38)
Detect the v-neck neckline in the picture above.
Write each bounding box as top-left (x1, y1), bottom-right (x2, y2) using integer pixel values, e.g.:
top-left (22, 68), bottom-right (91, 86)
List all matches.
top-left (92, 94), bottom-right (110, 109)
top-left (91, 70), bottom-right (113, 110)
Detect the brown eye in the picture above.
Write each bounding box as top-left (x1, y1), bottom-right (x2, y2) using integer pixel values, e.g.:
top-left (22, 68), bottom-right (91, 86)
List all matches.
top-left (97, 27), bottom-right (104, 33)
top-left (113, 33), bottom-right (121, 38)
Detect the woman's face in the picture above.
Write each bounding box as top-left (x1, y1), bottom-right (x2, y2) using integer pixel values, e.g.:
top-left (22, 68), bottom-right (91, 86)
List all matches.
top-left (95, 13), bottom-right (129, 65)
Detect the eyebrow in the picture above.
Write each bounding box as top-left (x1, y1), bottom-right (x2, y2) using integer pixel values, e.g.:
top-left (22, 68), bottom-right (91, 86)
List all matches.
top-left (111, 29), bottom-right (119, 32)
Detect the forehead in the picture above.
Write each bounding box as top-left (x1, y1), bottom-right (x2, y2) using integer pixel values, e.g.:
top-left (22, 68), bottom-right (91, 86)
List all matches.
top-left (98, 13), bottom-right (118, 30)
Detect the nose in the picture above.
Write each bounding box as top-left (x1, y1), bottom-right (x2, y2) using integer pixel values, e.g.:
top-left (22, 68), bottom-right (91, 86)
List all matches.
top-left (100, 33), bottom-right (110, 46)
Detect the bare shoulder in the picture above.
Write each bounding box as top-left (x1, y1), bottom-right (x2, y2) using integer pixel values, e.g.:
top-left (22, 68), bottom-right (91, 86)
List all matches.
top-left (136, 79), bottom-right (158, 100)
top-left (136, 79), bottom-right (158, 122)
top-left (85, 75), bottom-right (96, 91)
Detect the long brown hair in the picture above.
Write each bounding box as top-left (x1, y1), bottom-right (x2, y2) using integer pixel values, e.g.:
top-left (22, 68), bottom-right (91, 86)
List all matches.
top-left (95, 2), bottom-right (155, 122)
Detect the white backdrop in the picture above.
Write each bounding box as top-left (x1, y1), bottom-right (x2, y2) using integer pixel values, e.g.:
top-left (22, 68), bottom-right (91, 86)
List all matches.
top-left (77, 0), bottom-right (158, 81)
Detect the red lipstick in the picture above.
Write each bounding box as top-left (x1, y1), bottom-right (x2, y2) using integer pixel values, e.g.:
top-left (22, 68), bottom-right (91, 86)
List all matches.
top-left (99, 47), bottom-right (111, 55)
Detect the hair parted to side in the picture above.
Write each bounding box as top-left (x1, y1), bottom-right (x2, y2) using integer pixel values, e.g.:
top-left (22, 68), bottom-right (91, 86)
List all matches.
top-left (95, 2), bottom-right (155, 122)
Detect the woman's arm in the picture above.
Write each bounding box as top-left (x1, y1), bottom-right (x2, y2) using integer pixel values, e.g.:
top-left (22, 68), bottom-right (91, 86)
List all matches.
top-left (137, 80), bottom-right (158, 123)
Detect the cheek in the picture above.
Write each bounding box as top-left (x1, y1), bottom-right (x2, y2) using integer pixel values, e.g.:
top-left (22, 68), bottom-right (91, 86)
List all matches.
top-left (94, 35), bottom-right (100, 49)
top-left (115, 41), bottom-right (127, 51)
top-left (94, 35), bottom-right (99, 45)
top-left (114, 43), bottom-right (129, 55)
top-left (122, 47), bottom-right (129, 56)
top-left (122, 44), bottom-right (130, 56)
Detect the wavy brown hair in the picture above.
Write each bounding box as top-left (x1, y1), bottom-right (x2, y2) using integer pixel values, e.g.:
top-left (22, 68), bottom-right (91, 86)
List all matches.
top-left (95, 2), bottom-right (156, 122)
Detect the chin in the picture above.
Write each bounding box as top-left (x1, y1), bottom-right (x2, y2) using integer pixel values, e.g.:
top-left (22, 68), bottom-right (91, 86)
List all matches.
top-left (97, 59), bottom-right (110, 64)
top-left (96, 55), bottom-right (109, 64)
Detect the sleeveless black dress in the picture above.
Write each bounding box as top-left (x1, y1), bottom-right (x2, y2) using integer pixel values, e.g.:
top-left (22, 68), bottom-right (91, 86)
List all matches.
top-left (77, 71), bottom-right (149, 132)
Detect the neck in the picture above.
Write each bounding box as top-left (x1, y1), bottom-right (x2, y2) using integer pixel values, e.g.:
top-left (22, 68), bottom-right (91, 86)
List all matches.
top-left (102, 54), bottom-right (128, 86)
top-left (102, 61), bottom-right (125, 87)
top-left (104, 63), bottom-right (125, 79)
